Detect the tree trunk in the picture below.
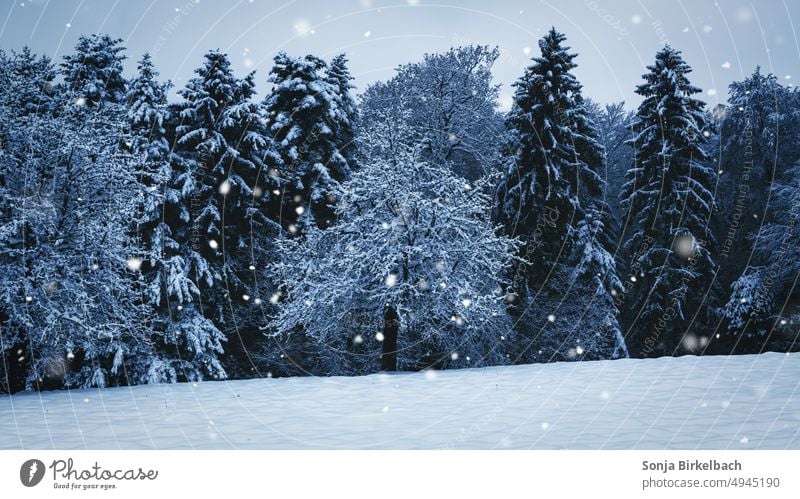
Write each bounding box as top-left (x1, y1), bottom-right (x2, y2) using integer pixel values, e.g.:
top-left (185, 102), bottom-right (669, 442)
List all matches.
top-left (380, 305), bottom-right (399, 371)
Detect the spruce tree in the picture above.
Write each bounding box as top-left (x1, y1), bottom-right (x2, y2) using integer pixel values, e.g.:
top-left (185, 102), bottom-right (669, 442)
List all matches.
top-left (721, 76), bottom-right (800, 351)
top-left (126, 52), bottom-right (213, 382)
top-left (713, 69), bottom-right (800, 313)
top-left (127, 54), bottom-right (172, 299)
top-left (263, 53), bottom-right (350, 232)
top-left (173, 50), bottom-right (280, 378)
top-left (61, 34), bottom-right (127, 107)
top-left (326, 53), bottom-right (359, 171)
top-left (621, 46), bottom-right (718, 357)
top-left (494, 29), bottom-right (625, 361)
top-left (496, 29), bottom-right (591, 283)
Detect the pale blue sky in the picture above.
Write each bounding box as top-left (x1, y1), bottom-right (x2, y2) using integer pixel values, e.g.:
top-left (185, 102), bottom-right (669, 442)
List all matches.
top-left (1, 0), bottom-right (798, 109)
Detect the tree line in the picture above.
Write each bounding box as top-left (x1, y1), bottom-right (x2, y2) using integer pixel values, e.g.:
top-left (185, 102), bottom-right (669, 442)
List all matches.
top-left (1, 29), bottom-right (798, 393)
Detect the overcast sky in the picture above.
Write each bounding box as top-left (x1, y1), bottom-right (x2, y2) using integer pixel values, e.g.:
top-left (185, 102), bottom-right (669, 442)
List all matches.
top-left (1, 0), bottom-right (798, 109)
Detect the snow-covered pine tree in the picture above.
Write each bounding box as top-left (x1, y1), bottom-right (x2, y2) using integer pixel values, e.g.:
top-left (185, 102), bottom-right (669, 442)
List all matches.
top-left (586, 101), bottom-right (634, 221)
top-left (0, 47), bottom-right (156, 391)
top-left (621, 46), bottom-right (718, 357)
top-left (713, 69), bottom-right (800, 311)
top-left (264, 53), bottom-right (350, 231)
top-left (722, 153), bottom-right (800, 352)
top-left (212, 69), bottom-right (282, 376)
top-left (494, 29), bottom-right (625, 362)
top-left (173, 50), bottom-right (281, 378)
top-left (567, 213), bottom-right (629, 360)
top-left (571, 95), bottom-right (628, 360)
top-left (127, 54), bottom-right (222, 382)
top-left (268, 143), bottom-right (521, 375)
top-left (326, 53), bottom-right (359, 171)
top-left (751, 160), bottom-right (800, 351)
top-left (61, 34), bottom-right (127, 107)
top-left (127, 54), bottom-right (172, 292)
top-left (495, 28), bottom-right (590, 287)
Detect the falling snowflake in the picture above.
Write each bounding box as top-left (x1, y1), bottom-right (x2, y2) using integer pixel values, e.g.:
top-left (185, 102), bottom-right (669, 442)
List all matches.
top-left (674, 233), bottom-right (697, 258)
top-left (293, 19), bottom-right (313, 36)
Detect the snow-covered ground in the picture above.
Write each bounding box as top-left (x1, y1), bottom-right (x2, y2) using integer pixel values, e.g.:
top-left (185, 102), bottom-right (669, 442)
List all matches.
top-left (1, 352), bottom-right (799, 449)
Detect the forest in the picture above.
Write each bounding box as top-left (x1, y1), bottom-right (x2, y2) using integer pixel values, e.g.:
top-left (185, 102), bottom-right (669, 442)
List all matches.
top-left (1, 28), bottom-right (798, 393)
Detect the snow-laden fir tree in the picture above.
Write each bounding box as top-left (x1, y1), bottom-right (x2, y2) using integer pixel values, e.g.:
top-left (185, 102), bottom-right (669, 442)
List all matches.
top-left (621, 46), bottom-right (718, 357)
top-left (61, 34), bottom-right (127, 107)
top-left (174, 50), bottom-right (282, 378)
top-left (126, 52), bottom-right (226, 382)
top-left (127, 54), bottom-right (172, 294)
top-left (268, 142), bottom-right (521, 375)
top-left (586, 100), bottom-right (634, 221)
top-left (713, 68), bottom-right (800, 318)
top-left (0, 47), bottom-right (156, 391)
top-left (494, 29), bottom-right (626, 362)
top-left (209, 67), bottom-right (282, 377)
top-left (263, 53), bottom-right (351, 231)
top-left (722, 155), bottom-right (800, 351)
top-left (326, 53), bottom-right (359, 171)
top-left (496, 29), bottom-right (588, 278)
